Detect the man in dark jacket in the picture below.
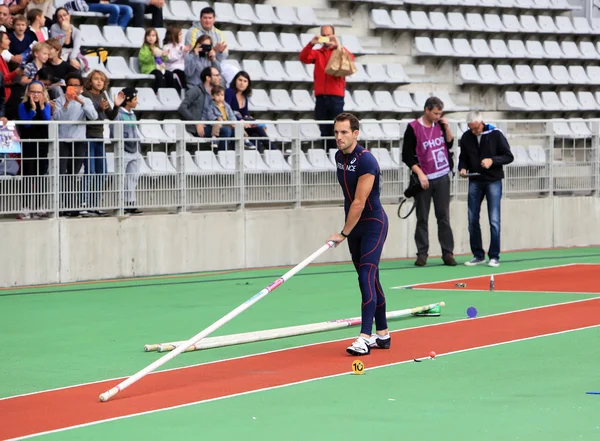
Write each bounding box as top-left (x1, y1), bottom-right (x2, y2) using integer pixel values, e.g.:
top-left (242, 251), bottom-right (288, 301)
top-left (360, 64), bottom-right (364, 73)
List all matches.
top-left (459, 111), bottom-right (514, 268)
top-left (178, 66), bottom-right (219, 137)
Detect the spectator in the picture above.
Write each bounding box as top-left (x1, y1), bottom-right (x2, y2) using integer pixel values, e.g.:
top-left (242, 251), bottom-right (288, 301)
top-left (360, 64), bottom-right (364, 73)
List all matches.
top-left (178, 65), bottom-right (219, 138)
top-left (87, 0), bottom-right (132, 30)
top-left (82, 69), bottom-right (123, 216)
top-left (299, 25), bottom-right (354, 151)
top-left (4, 0), bottom-right (27, 15)
top-left (20, 41), bottom-right (49, 86)
top-left (116, 0), bottom-right (163, 29)
top-left (459, 111), bottom-right (514, 268)
top-left (114, 87), bottom-right (142, 214)
top-left (225, 71), bottom-right (268, 151)
top-left (0, 31), bottom-right (21, 103)
top-left (51, 72), bottom-right (98, 216)
top-left (162, 25), bottom-right (187, 90)
top-left (43, 38), bottom-right (75, 99)
top-left (184, 34), bottom-right (221, 89)
top-left (0, 4), bottom-right (12, 31)
top-left (17, 80), bottom-right (50, 219)
top-left (26, 0), bottom-right (54, 28)
top-left (204, 85), bottom-right (236, 150)
top-left (9, 14), bottom-right (38, 68)
top-left (401, 96), bottom-right (456, 267)
top-left (49, 8), bottom-right (82, 71)
top-left (27, 8), bottom-right (48, 42)
top-left (139, 27), bottom-right (179, 93)
top-left (185, 6), bottom-right (227, 60)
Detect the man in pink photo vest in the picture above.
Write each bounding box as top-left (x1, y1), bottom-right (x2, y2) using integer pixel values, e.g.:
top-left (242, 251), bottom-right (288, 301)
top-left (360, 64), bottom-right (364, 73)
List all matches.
top-left (402, 96), bottom-right (456, 267)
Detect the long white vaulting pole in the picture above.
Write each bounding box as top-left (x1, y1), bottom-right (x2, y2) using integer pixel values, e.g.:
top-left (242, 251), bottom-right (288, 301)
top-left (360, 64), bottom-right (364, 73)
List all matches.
top-left (99, 241), bottom-right (335, 402)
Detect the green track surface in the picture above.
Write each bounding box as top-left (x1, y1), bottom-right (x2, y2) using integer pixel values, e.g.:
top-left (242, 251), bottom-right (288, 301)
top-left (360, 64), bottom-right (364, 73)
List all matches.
top-left (2, 248), bottom-right (600, 440)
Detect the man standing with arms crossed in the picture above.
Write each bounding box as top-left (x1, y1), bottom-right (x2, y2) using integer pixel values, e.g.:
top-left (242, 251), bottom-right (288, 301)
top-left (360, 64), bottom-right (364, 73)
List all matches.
top-left (402, 97), bottom-right (457, 267)
top-left (459, 111), bottom-right (514, 267)
top-left (300, 25), bottom-right (354, 151)
top-left (326, 113), bottom-right (390, 356)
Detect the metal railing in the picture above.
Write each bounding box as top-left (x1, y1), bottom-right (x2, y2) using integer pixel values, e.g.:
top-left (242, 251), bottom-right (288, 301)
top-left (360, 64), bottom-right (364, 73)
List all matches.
top-left (0, 118), bottom-right (597, 217)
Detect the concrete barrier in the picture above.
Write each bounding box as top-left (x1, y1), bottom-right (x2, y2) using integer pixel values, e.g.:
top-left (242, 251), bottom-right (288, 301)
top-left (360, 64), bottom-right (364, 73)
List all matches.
top-left (1, 196), bottom-right (598, 287)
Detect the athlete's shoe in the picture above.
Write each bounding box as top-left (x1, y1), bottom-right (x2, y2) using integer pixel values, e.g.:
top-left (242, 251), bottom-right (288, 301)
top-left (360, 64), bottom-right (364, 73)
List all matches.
top-left (412, 304), bottom-right (441, 317)
top-left (465, 257), bottom-right (486, 266)
top-left (346, 336), bottom-right (371, 356)
top-left (368, 334), bottom-right (391, 349)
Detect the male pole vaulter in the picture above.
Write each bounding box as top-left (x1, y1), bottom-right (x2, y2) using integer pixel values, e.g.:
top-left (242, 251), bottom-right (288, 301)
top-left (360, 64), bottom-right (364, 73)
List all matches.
top-left (326, 113), bottom-right (390, 356)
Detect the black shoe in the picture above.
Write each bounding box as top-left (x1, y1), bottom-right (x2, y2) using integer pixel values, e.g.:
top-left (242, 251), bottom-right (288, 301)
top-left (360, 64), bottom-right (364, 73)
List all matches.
top-left (443, 254), bottom-right (457, 266)
top-left (368, 335), bottom-right (391, 349)
top-left (125, 208), bottom-right (143, 215)
top-left (415, 255), bottom-right (427, 266)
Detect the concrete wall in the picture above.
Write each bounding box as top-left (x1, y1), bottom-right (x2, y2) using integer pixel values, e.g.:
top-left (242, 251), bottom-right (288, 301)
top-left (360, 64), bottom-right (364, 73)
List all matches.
top-left (1, 196), bottom-right (599, 287)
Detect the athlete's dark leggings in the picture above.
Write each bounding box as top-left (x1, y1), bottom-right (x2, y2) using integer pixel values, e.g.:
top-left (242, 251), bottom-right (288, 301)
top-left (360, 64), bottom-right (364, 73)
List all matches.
top-left (347, 211), bottom-right (389, 335)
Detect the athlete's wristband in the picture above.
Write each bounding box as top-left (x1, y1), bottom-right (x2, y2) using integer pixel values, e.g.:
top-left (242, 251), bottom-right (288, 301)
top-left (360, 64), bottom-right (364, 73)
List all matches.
top-left (340, 230), bottom-right (348, 238)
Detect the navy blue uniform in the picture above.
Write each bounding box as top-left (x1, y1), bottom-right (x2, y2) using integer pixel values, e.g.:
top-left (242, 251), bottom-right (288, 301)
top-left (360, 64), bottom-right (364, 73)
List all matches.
top-left (335, 145), bottom-right (389, 335)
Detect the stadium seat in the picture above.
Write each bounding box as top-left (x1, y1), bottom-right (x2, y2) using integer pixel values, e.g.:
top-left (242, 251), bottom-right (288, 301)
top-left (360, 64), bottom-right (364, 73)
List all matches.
top-left (522, 91), bottom-right (545, 111)
top-left (459, 64), bottom-right (481, 84)
top-left (307, 149), bottom-right (336, 170)
top-left (502, 14), bottom-right (524, 32)
top-left (237, 31), bottom-right (263, 52)
top-left (269, 90), bottom-right (297, 112)
top-left (498, 91), bottom-right (529, 111)
top-left (147, 151), bottom-right (177, 173)
top-left (466, 13), bottom-right (486, 31)
top-left (215, 2), bottom-right (251, 25)
top-left (391, 10), bottom-right (412, 29)
top-left (258, 32), bottom-right (285, 52)
top-left (263, 60), bottom-right (287, 82)
top-left (371, 9), bottom-right (395, 28)
top-left (242, 59), bottom-right (267, 81)
top-left (291, 90), bottom-right (314, 112)
top-left (484, 13), bottom-right (505, 31)
top-left (386, 64), bottom-right (411, 83)
top-left (235, 3), bottom-right (261, 24)
top-left (410, 11), bottom-right (432, 30)
top-left (263, 150), bottom-right (292, 171)
top-left (549, 65), bottom-right (570, 84)
top-left (248, 89), bottom-right (275, 111)
top-left (284, 60), bottom-right (312, 82)
top-left (560, 41), bottom-right (582, 60)
top-left (470, 39), bottom-right (493, 58)
top-left (496, 65), bottom-right (519, 84)
top-left (568, 66), bottom-right (590, 84)
top-left (479, 64), bottom-right (503, 84)
top-left (280, 33), bottom-right (303, 52)
top-left (157, 88), bottom-right (182, 111)
top-left (514, 65), bottom-right (536, 84)
top-left (169, 151), bottom-right (202, 174)
top-left (447, 12), bottom-right (468, 31)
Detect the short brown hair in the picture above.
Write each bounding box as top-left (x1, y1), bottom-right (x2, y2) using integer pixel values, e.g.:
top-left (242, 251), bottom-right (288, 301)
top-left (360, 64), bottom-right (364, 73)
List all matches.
top-left (211, 85), bottom-right (225, 96)
top-left (13, 14), bottom-right (27, 24)
top-left (334, 112), bottom-right (359, 132)
top-left (45, 38), bottom-right (62, 53)
top-left (424, 96), bottom-right (444, 111)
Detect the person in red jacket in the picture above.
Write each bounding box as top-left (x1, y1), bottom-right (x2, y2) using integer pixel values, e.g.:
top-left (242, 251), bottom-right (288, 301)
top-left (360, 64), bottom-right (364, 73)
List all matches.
top-left (299, 25), bottom-right (354, 151)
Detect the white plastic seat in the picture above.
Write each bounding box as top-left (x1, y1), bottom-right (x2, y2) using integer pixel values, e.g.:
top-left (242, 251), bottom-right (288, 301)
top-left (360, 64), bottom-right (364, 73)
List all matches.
top-left (453, 38), bottom-right (473, 57)
top-left (299, 120), bottom-right (321, 141)
top-left (447, 12), bottom-right (468, 31)
top-left (169, 151), bottom-right (201, 174)
top-left (157, 88), bottom-right (182, 111)
top-left (280, 33), bottom-right (303, 52)
top-left (559, 91), bottom-right (583, 111)
top-left (343, 90), bottom-right (359, 112)
top-left (137, 89), bottom-right (164, 111)
top-left (478, 64), bottom-right (503, 84)
top-left (572, 17), bottom-right (593, 34)
top-left (365, 64), bottom-right (392, 83)
top-left (263, 150), bottom-right (292, 171)
top-left (236, 31), bottom-right (263, 52)
top-left (136, 153), bottom-right (154, 175)
top-left (496, 65), bottom-right (519, 84)
top-left (83, 57), bottom-right (111, 77)
top-left (414, 37), bottom-right (437, 56)
top-left (307, 149), bottom-right (336, 171)
top-left (508, 40), bottom-right (528, 58)
top-left (360, 121), bottom-right (387, 141)
top-left (391, 10), bottom-right (413, 29)
top-left (549, 65), bottom-right (570, 84)
top-left (371, 9), bottom-right (395, 28)
top-left (122, 57), bottom-right (154, 79)
top-left (499, 91), bottom-right (528, 111)
top-left (146, 151), bottom-right (177, 173)
top-left (434, 91), bottom-right (469, 111)
top-left (522, 91), bottom-right (545, 111)
top-left (576, 92), bottom-right (597, 110)
top-left (341, 35), bottom-right (377, 55)
top-left (428, 12), bottom-right (450, 30)
top-left (569, 119), bottom-right (593, 137)
top-left (386, 64), bottom-right (411, 83)
top-left (520, 15), bottom-right (541, 33)
top-left (170, 0), bottom-right (196, 20)
top-left (433, 38), bottom-right (456, 57)
top-left (410, 10), bottom-right (432, 29)
top-left (274, 6), bottom-right (301, 25)
top-left (125, 27), bottom-right (145, 47)
top-left (269, 89), bottom-right (297, 111)
top-left (256, 4), bottom-right (290, 25)
top-left (242, 59), bottom-right (267, 81)
top-left (541, 91), bottom-right (565, 111)
top-left (78, 24), bottom-right (108, 46)
top-left (579, 41), bottom-right (599, 59)
top-left (393, 91), bottom-right (420, 112)
top-left (466, 13), bottom-right (486, 31)
top-left (216, 151), bottom-right (236, 171)
top-left (296, 6), bottom-right (321, 26)
top-left (588, 66), bottom-right (600, 85)
top-left (215, 2), bottom-right (251, 25)
top-left (510, 146), bottom-right (532, 166)
top-left (489, 40), bottom-right (510, 58)
top-left (373, 91), bottom-right (398, 112)
top-left (382, 122), bottom-right (402, 141)
top-left (537, 15), bottom-right (558, 33)
top-left (346, 63), bottom-right (370, 83)
top-left (284, 60), bottom-right (312, 82)
top-left (459, 64), bottom-right (481, 83)
top-left (248, 89), bottom-right (275, 112)
top-left (287, 151), bottom-right (314, 171)
top-left (502, 14), bottom-right (523, 32)
top-left (484, 13), bottom-right (505, 32)
top-left (369, 148), bottom-right (395, 170)
top-left (514, 65), bottom-right (535, 83)
top-left (235, 3), bottom-right (261, 24)
top-left (568, 66), bottom-right (590, 84)
top-left (543, 41), bottom-right (564, 59)
top-left (560, 41), bottom-right (582, 60)
top-left (352, 90), bottom-right (378, 111)
top-left (470, 39), bottom-right (492, 58)
top-left (243, 150), bottom-right (271, 172)
top-left (528, 145), bottom-right (546, 165)
top-left (525, 40), bottom-right (546, 59)
top-left (548, 120), bottom-right (573, 138)
top-left (533, 65), bottom-right (558, 84)
top-left (258, 31), bottom-right (285, 52)
top-left (263, 60), bottom-right (287, 82)
top-left (102, 25), bottom-right (135, 48)
top-left (555, 16), bottom-right (575, 33)
top-left (291, 90), bottom-right (314, 112)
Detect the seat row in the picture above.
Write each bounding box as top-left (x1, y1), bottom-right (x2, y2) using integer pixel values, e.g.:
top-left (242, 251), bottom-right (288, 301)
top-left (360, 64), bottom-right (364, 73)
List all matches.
top-left (372, 10), bottom-right (592, 35)
top-left (415, 37), bottom-right (600, 61)
top-left (500, 91), bottom-right (600, 112)
top-left (459, 64), bottom-right (600, 86)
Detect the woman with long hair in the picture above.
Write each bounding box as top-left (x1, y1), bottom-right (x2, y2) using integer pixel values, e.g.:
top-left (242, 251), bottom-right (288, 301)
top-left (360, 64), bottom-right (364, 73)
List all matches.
top-left (17, 80), bottom-right (51, 219)
top-left (225, 71), bottom-right (268, 151)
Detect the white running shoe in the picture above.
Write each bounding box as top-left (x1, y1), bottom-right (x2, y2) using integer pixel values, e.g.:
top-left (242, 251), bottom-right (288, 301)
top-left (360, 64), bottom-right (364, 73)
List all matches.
top-left (346, 336), bottom-right (371, 356)
top-left (464, 257), bottom-right (486, 266)
top-left (368, 334), bottom-right (391, 349)
top-left (488, 258), bottom-right (500, 267)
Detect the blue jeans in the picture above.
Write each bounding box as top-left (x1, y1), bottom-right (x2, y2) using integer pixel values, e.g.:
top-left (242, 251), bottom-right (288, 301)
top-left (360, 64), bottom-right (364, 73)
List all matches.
top-left (315, 95), bottom-right (344, 151)
top-left (88, 3), bottom-right (133, 28)
top-left (84, 141), bottom-right (107, 207)
top-left (468, 180), bottom-right (502, 260)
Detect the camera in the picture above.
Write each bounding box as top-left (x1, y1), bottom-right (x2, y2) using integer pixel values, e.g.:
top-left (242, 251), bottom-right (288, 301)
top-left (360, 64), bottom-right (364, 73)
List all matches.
top-left (318, 36), bottom-right (330, 44)
top-left (198, 43), bottom-right (212, 57)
